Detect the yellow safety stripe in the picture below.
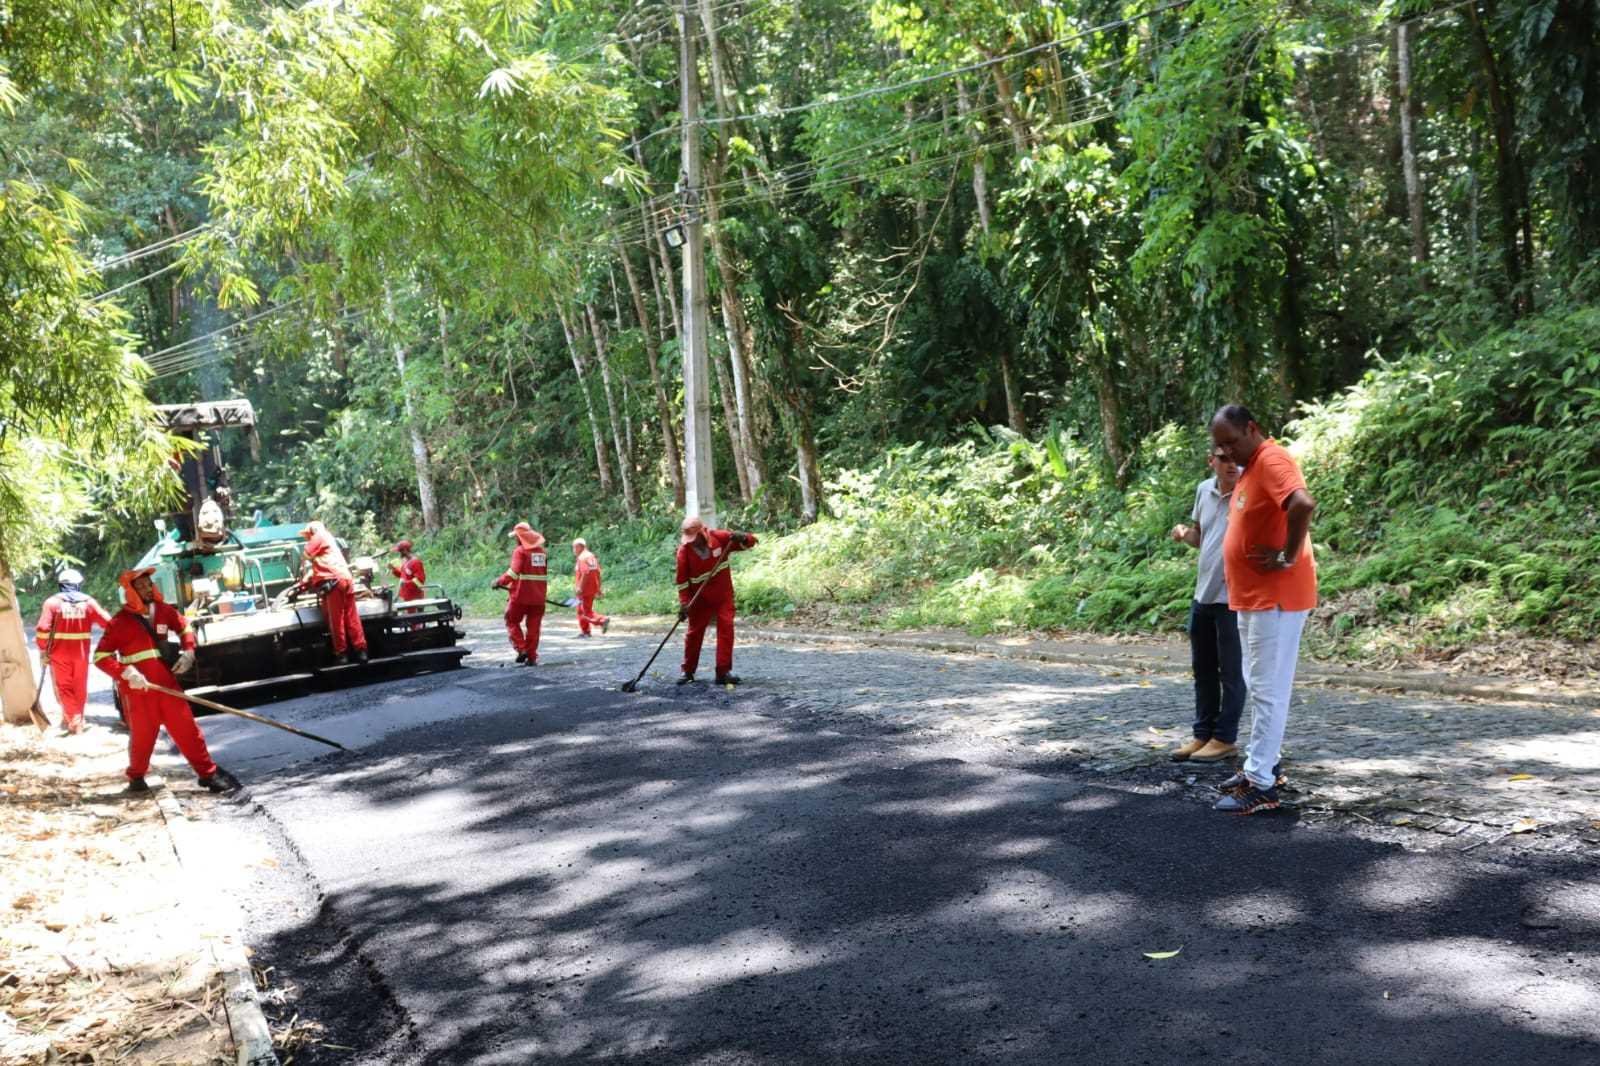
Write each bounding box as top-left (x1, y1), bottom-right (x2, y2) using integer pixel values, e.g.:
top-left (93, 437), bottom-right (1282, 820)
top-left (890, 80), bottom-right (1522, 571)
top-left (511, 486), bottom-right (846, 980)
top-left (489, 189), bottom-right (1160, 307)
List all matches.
top-left (685, 559), bottom-right (732, 585)
top-left (119, 649), bottom-right (163, 665)
top-left (93, 651), bottom-right (115, 663)
top-left (40, 631), bottom-right (91, 640)
top-left (512, 573), bottom-right (548, 581)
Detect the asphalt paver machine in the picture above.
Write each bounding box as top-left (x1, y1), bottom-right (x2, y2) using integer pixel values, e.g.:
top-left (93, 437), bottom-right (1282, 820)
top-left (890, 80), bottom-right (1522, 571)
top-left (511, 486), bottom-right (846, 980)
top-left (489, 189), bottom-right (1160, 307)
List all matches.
top-left (129, 400), bottom-right (468, 706)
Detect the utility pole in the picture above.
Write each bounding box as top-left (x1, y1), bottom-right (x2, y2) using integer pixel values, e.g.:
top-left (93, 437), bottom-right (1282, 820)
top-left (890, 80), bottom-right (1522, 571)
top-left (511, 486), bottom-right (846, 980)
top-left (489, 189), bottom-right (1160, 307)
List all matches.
top-left (677, 0), bottom-right (717, 527)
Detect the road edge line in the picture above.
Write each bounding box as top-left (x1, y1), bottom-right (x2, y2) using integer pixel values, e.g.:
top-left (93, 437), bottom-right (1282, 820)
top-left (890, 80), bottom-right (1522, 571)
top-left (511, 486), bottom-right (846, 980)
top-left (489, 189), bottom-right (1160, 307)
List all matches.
top-left (149, 775), bottom-right (280, 1066)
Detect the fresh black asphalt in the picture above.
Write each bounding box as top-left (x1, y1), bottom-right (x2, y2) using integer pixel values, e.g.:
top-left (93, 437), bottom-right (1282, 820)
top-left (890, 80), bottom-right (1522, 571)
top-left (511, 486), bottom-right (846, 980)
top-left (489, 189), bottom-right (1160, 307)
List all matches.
top-left (188, 634), bottom-right (1600, 1065)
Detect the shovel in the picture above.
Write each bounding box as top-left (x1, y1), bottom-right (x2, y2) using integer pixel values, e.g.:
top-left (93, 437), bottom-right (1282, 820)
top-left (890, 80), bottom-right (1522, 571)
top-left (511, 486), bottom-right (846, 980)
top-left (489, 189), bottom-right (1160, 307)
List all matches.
top-left (143, 682), bottom-right (349, 751)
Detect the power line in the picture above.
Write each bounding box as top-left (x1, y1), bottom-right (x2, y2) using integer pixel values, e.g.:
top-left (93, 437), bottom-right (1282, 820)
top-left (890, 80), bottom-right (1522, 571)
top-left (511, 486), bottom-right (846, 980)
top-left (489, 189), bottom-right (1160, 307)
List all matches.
top-left (621, 0), bottom-right (1195, 153)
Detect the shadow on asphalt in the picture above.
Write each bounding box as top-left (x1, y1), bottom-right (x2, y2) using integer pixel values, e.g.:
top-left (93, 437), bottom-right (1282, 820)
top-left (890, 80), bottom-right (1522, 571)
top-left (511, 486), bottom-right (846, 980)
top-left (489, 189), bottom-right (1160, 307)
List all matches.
top-left (245, 671), bottom-right (1600, 1065)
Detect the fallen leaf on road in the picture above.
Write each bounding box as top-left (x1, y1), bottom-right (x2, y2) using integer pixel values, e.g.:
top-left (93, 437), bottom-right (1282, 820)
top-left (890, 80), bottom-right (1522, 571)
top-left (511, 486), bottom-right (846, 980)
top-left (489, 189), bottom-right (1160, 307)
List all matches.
top-left (1138, 681), bottom-right (1153, 688)
top-left (1506, 774), bottom-right (1535, 782)
top-left (1509, 818), bottom-right (1538, 834)
top-left (1383, 990), bottom-right (1391, 1000)
top-left (1147, 726), bottom-right (1167, 734)
top-left (1143, 947), bottom-right (1182, 960)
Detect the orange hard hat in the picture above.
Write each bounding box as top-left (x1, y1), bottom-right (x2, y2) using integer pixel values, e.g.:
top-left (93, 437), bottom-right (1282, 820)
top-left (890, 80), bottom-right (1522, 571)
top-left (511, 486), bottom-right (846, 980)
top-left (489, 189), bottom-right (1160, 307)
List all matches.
top-left (118, 567), bottom-right (160, 613)
top-left (510, 522), bottom-right (546, 550)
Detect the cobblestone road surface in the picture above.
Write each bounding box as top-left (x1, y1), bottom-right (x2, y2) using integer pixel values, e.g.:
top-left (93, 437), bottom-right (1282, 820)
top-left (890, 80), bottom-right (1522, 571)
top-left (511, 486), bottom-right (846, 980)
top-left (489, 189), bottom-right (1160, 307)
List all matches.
top-left (489, 618), bottom-right (1600, 849)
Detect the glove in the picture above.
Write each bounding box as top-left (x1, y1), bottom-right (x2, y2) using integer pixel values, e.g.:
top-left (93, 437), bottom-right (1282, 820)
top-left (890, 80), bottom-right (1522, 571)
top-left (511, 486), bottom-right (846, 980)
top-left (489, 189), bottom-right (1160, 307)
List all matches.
top-left (174, 650), bottom-right (196, 675)
top-left (120, 665), bottom-right (150, 691)
top-left (677, 606), bottom-right (689, 622)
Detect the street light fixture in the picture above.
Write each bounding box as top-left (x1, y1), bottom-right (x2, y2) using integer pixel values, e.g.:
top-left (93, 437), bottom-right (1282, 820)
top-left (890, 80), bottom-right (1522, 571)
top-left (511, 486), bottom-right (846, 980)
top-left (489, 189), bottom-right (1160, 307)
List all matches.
top-left (663, 223), bottom-right (686, 249)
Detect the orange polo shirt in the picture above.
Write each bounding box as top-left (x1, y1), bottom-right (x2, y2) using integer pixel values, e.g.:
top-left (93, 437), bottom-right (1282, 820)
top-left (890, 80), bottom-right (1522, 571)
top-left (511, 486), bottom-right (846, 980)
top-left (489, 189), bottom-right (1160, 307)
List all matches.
top-left (1223, 439), bottom-right (1318, 612)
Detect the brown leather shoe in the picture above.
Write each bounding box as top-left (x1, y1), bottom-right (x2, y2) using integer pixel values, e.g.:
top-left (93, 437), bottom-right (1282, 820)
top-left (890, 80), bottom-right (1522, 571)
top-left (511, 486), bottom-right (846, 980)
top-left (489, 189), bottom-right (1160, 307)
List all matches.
top-left (1189, 739), bottom-right (1239, 762)
top-left (1170, 737), bottom-right (1209, 762)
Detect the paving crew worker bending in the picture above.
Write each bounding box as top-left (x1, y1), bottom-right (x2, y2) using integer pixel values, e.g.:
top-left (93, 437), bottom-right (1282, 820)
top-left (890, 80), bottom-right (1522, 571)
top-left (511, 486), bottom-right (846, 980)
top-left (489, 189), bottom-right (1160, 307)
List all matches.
top-left (572, 538), bottom-right (609, 637)
top-left (495, 522), bottom-right (548, 665)
top-left (35, 568), bottom-right (111, 734)
top-left (291, 520), bottom-right (369, 665)
top-left (93, 568), bottom-right (240, 794)
top-left (675, 516), bottom-right (758, 686)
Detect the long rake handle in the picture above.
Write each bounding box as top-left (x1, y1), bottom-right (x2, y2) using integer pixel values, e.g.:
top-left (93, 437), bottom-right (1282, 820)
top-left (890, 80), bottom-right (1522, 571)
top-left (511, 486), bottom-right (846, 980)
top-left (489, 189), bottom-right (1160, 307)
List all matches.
top-left (28, 630), bottom-right (56, 732)
top-left (625, 582), bottom-right (710, 690)
top-left (144, 682), bottom-right (349, 751)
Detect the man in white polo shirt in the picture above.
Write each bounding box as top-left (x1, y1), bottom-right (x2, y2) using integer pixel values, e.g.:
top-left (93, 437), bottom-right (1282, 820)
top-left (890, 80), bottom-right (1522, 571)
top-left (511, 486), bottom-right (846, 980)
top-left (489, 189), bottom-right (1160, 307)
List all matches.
top-left (1169, 448), bottom-right (1245, 763)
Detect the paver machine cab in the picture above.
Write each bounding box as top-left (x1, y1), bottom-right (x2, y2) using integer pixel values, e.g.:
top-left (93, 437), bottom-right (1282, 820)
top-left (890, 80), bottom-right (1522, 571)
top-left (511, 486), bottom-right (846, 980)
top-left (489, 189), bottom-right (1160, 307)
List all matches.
top-left (129, 400), bottom-right (468, 706)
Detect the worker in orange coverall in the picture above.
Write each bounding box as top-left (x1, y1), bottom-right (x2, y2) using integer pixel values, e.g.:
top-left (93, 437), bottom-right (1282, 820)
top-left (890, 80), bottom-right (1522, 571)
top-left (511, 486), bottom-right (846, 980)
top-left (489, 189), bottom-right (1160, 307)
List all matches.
top-left (293, 520), bottom-right (369, 664)
top-left (389, 539), bottom-right (427, 602)
top-left (34, 568), bottom-right (111, 734)
top-left (675, 516), bottom-right (758, 686)
top-left (93, 568), bottom-right (240, 794)
top-left (572, 538), bottom-right (610, 637)
top-left (494, 522), bottom-right (548, 665)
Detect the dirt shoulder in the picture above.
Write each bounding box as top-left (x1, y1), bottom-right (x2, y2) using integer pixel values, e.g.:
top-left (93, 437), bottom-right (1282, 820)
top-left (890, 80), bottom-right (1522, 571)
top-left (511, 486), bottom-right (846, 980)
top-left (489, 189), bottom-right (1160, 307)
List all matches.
top-left (0, 726), bottom-right (234, 1065)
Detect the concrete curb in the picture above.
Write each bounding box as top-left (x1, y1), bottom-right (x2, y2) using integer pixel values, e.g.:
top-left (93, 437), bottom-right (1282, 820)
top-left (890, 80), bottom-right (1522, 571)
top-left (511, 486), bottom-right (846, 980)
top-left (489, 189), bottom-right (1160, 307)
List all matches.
top-left (148, 775), bottom-right (280, 1066)
top-left (605, 618), bottom-right (1597, 709)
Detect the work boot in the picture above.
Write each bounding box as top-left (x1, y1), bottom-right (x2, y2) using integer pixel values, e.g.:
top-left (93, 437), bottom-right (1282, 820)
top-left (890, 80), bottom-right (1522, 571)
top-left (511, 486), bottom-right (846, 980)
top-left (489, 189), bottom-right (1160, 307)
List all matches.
top-left (676, 672), bottom-right (696, 686)
top-left (715, 673), bottom-right (741, 686)
top-left (515, 651), bottom-right (528, 665)
top-left (356, 649), bottom-right (369, 665)
top-left (600, 617), bottom-right (610, 635)
top-left (1170, 737), bottom-right (1208, 762)
top-left (125, 777), bottom-right (151, 794)
top-left (521, 655), bottom-right (537, 667)
top-left (199, 768), bottom-right (242, 794)
top-left (332, 654), bottom-right (349, 666)
top-left (1189, 739), bottom-right (1238, 763)
top-left (577, 631), bottom-right (591, 638)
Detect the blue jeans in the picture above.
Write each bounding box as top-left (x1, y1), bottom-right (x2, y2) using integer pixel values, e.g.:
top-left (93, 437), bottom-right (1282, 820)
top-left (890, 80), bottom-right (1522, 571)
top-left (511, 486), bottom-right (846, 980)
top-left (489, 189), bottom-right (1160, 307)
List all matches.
top-left (1188, 600), bottom-right (1245, 743)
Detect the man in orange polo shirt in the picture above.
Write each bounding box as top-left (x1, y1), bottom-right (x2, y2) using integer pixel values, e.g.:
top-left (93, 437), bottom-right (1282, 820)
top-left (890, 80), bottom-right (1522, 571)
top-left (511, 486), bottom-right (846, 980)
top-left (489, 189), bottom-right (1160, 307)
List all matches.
top-left (1209, 404), bottom-right (1317, 815)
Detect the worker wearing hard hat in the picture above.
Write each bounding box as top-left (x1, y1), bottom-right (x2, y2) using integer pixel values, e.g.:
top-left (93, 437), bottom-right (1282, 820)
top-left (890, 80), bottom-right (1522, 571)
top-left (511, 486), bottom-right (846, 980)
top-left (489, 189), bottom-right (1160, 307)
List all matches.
top-left (675, 516), bottom-right (758, 685)
top-left (493, 523), bottom-right (548, 665)
top-left (572, 538), bottom-right (610, 637)
top-left (293, 520), bottom-right (369, 665)
top-left (34, 568), bottom-right (111, 734)
top-left (93, 568), bottom-right (240, 794)
top-left (389, 539), bottom-right (427, 603)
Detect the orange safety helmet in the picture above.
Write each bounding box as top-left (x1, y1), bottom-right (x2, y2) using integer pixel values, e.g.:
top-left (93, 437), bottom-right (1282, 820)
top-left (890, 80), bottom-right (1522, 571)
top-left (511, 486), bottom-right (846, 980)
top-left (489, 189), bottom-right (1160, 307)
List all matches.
top-left (510, 522), bottom-right (546, 550)
top-left (118, 567), bottom-right (161, 613)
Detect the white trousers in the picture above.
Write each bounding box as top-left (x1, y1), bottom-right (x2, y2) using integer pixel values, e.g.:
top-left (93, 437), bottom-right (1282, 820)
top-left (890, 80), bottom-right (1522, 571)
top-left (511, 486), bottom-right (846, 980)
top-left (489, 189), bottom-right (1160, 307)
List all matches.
top-left (1236, 607), bottom-right (1309, 788)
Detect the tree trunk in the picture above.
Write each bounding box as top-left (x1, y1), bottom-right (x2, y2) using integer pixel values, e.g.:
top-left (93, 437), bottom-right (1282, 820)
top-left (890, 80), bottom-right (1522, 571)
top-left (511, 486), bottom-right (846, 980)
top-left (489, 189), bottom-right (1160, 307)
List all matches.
top-left (585, 303), bottom-right (639, 516)
top-left (1395, 21), bottom-right (1429, 268)
top-left (988, 58), bottom-right (1032, 154)
top-left (781, 319), bottom-right (824, 524)
top-left (387, 286), bottom-right (442, 533)
top-left (1464, 1), bottom-right (1533, 315)
top-left (617, 241), bottom-right (685, 507)
top-left (704, 185), bottom-right (767, 497)
top-left (906, 99), bottom-right (928, 238)
top-left (558, 306), bottom-right (614, 494)
top-left (959, 79), bottom-right (1025, 436)
top-left (0, 564), bottom-right (39, 725)
top-left (712, 345), bottom-right (752, 502)
top-left (793, 408), bottom-right (823, 526)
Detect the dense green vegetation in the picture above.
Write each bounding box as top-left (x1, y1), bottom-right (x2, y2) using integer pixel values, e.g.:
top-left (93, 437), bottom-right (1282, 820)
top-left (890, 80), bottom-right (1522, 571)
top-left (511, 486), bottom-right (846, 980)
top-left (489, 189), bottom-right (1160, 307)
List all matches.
top-left (5, 1), bottom-right (1598, 661)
